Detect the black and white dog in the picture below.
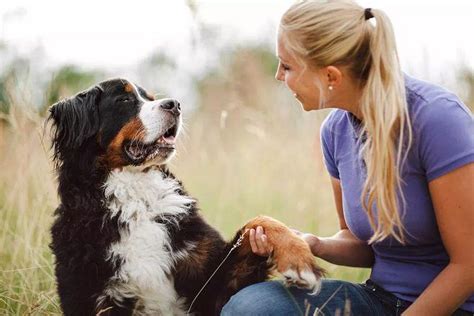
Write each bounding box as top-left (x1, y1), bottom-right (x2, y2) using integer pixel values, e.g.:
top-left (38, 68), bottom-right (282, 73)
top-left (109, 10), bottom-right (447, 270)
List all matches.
top-left (48, 78), bottom-right (323, 315)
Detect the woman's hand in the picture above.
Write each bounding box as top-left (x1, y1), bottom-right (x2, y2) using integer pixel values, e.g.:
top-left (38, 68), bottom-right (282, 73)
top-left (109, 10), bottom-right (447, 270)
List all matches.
top-left (249, 226), bottom-right (323, 258)
top-left (249, 226), bottom-right (273, 257)
top-left (292, 229), bottom-right (323, 257)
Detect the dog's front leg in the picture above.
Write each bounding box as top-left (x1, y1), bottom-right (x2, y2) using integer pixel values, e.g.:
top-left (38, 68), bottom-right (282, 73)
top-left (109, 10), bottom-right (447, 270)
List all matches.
top-left (239, 215), bottom-right (325, 294)
top-left (207, 232), bottom-right (270, 315)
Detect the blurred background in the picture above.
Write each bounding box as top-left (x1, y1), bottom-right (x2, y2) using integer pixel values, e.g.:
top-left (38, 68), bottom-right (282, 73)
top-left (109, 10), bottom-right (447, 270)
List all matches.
top-left (0, 0), bottom-right (473, 314)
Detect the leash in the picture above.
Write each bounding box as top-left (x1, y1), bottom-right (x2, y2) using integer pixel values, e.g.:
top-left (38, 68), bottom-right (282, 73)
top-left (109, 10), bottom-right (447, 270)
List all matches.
top-left (186, 230), bottom-right (247, 315)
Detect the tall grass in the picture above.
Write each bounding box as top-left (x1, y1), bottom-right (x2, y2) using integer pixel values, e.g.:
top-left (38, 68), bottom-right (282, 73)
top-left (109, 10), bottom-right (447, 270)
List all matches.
top-left (1, 46), bottom-right (472, 314)
top-left (0, 106), bottom-right (61, 315)
top-left (0, 48), bottom-right (389, 314)
top-left (0, 94), bottom-right (370, 314)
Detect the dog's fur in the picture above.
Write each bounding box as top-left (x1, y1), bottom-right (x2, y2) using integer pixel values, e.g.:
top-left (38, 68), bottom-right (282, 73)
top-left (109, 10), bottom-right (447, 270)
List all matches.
top-left (48, 78), bottom-right (324, 315)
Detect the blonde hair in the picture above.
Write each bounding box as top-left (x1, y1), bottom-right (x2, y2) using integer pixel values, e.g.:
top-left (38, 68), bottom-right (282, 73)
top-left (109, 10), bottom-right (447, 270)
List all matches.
top-left (280, 0), bottom-right (412, 244)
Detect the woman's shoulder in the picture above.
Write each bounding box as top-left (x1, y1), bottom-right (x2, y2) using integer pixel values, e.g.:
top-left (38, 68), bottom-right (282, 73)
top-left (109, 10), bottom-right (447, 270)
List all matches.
top-left (405, 74), bottom-right (472, 122)
top-left (405, 75), bottom-right (474, 181)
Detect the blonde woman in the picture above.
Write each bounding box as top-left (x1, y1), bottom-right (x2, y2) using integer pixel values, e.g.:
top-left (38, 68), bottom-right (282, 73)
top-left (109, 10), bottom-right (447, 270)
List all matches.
top-left (221, 1), bottom-right (473, 315)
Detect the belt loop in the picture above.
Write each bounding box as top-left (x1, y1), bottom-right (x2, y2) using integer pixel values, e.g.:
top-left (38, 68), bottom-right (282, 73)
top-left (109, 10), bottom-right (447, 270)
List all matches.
top-left (395, 299), bottom-right (403, 316)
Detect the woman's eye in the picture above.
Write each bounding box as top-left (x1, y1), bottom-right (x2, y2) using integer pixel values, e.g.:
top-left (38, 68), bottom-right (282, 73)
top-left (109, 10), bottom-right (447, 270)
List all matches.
top-left (281, 63), bottom-right (290, 71)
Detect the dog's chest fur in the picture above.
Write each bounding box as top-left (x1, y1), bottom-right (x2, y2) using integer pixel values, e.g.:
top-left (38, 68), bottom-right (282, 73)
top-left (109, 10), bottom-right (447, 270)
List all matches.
top-left (101, 168), bottom-right (194, 315)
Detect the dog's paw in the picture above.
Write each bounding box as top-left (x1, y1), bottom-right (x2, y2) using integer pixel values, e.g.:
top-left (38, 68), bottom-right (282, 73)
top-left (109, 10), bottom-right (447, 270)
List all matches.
top-left (242, 216), bottom-right (324, 294)
top-left (274, 239), bottom-right (324, 295)
top-left (280, 261), bottom-right (323, 295)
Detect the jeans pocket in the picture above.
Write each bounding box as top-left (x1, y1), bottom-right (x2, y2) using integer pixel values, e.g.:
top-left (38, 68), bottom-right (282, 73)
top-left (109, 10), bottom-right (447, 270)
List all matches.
top-left (363, 280), bottom-right (412, 316)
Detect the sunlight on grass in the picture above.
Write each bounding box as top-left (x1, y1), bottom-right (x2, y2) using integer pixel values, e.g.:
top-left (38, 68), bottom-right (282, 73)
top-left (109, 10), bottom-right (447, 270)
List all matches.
top-left (0, 101), bottom-right (370, 314)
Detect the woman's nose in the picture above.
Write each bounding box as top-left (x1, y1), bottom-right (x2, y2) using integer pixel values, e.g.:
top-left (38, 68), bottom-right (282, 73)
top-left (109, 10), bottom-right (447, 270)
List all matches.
top-left (275, 66), bottom-right (283, 81)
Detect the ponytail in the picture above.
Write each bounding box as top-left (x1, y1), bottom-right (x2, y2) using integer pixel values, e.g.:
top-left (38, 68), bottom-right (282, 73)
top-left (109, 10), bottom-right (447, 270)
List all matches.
top-left (359, 8), bottom-right (412, 244)
top-left (280, 1), bottom-right (412, 243)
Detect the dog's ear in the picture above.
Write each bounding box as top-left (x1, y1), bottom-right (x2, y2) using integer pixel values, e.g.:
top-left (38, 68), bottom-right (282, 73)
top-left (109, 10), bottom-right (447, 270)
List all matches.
top-left (48, 85), bottom-right (103, 159)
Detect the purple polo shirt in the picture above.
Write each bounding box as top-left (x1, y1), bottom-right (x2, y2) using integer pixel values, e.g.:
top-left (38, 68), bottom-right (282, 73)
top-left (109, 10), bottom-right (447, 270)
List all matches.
top-left (320, 75), bottom-right (474, 311)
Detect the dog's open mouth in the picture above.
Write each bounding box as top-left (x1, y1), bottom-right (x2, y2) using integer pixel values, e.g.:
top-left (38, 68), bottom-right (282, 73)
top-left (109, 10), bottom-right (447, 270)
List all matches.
top-left (124, 124), bottom-right (178, 163)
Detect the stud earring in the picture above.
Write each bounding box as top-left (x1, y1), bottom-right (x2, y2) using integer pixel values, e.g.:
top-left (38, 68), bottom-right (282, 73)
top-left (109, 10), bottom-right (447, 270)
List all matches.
top-left (328, 85), bottom-right (334, 91)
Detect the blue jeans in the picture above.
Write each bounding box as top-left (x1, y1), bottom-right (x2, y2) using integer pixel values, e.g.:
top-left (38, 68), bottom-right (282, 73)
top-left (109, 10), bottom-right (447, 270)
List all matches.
top-left (221, 279), bottom-right (472, 316)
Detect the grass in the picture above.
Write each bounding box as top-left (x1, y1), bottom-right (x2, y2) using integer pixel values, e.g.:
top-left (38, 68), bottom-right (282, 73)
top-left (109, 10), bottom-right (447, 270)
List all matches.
top-left (0, 102), bottom-right (370, 314)
top-left (0, 107), bottom-right (62, 315)
top-left (0, 47), bottom-right (472, 315)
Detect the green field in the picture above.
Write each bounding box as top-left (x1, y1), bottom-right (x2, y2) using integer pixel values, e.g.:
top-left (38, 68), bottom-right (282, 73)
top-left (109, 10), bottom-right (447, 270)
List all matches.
top-left (0, 104), bottom-right (371, 315)
top-left (1, 47), bottom-right (472, 315)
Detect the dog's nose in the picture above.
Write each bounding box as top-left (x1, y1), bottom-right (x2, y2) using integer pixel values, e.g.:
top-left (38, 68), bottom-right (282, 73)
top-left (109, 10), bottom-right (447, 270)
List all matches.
top-left (159, 99), bottom-right (181, 116)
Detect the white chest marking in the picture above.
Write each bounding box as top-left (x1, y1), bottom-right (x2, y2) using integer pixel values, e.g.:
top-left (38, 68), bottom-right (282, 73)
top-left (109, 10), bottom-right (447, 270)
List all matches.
top-left (101, 168), bottom-right (194, 315)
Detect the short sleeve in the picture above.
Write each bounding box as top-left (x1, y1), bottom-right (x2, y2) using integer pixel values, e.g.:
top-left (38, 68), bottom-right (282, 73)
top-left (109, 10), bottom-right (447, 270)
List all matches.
top-left (416, 98), bottom-right (474, 181)
top-left (320, 115), bottom-right (340, 179)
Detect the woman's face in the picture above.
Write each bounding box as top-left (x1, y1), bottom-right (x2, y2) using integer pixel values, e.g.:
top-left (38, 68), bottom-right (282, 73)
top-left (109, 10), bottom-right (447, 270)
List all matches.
top-left (275, 32), bottom-right (325, 111)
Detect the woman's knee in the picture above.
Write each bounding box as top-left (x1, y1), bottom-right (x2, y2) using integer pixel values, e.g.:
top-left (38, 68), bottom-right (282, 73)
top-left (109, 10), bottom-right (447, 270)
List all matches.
top-left (221, 281), bottom-right (298, 315)
top-left (221, 279), bottom-right (368, 315)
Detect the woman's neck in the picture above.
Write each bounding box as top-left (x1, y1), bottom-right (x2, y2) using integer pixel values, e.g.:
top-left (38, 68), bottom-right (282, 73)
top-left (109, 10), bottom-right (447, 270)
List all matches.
top-left (325, 70), bottom-right (364, 120)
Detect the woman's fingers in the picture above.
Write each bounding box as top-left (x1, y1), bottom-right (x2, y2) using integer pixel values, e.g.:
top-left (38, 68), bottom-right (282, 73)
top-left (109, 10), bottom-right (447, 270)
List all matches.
top-left (249, 226), bottom-right (273, 256)
top-left (249, 228), bottom-right (258, 253)
top-left (255, 226), bottom-right (265, 252)
top-left (250, 226), bottom-right (320, 257)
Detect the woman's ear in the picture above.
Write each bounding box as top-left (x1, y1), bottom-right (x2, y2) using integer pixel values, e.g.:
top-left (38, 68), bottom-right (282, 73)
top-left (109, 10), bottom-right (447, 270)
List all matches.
top-left (48, 85), bottom-right (102, 160)
top-left (325, 66), bottom-right (343, 88)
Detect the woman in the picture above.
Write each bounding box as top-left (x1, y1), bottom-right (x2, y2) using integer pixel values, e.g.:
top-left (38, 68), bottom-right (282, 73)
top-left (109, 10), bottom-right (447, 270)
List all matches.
top-left (221, 1), bottom-right (473, 315)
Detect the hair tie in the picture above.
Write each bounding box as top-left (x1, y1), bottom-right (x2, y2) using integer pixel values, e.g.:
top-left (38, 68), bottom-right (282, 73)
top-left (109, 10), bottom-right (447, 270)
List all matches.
top-left (364, 8), bottom-right (374, 20)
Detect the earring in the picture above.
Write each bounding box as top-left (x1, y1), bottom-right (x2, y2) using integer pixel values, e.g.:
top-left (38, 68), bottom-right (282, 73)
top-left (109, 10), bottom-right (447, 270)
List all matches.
top-left (328, 85), bottom-right (334, 91)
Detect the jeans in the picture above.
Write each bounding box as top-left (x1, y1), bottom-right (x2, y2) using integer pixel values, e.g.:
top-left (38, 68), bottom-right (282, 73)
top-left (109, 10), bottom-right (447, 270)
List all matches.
top-left (221, 279), bottom-right (472, 316)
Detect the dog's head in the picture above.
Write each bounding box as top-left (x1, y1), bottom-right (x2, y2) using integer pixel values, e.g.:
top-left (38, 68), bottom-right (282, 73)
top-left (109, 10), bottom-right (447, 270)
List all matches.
top-left (48, 78), bottom-right (181, 170)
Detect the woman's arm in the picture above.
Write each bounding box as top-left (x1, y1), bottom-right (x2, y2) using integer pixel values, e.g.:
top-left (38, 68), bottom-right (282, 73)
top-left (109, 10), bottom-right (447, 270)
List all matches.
top-left (303, 177), bottom-right (374, 268)
top-left (402, 163), bottom-right (474, 316)
top-left (250, 177), bottom-right (374, 268)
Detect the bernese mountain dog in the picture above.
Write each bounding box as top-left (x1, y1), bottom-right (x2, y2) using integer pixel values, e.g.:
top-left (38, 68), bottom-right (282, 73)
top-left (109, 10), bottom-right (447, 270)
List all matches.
top-left (48, 78), bottom-right (324, 315)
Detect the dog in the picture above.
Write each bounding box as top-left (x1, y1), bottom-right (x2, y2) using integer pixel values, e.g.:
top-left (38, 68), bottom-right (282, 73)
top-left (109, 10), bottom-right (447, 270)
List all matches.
top-left (48, 78), bottom-right (324, 315)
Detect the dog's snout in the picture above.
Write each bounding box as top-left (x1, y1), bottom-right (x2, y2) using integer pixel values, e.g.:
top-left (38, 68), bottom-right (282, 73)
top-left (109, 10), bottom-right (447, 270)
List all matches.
top-left (159, 99), bottom-right (181, 116)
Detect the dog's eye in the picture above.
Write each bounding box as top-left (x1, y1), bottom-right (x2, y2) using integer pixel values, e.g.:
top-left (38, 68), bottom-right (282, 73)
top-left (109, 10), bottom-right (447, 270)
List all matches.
top-left (118, 96), bottom-right (134, 103)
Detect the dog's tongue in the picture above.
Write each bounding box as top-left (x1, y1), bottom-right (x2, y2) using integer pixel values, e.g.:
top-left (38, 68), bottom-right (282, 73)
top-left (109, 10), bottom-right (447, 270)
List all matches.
top-left (162, 135), bottom-right (176, 144)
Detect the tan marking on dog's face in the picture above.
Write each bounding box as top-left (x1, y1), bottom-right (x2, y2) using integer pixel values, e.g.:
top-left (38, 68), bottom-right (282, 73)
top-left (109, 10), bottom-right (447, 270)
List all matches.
top-left (124, 82), bottom-right (154, 100)
top-left (100, 118), bottom-right (145, 169)
top-left (124, 83), bottom-right (134, 93)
